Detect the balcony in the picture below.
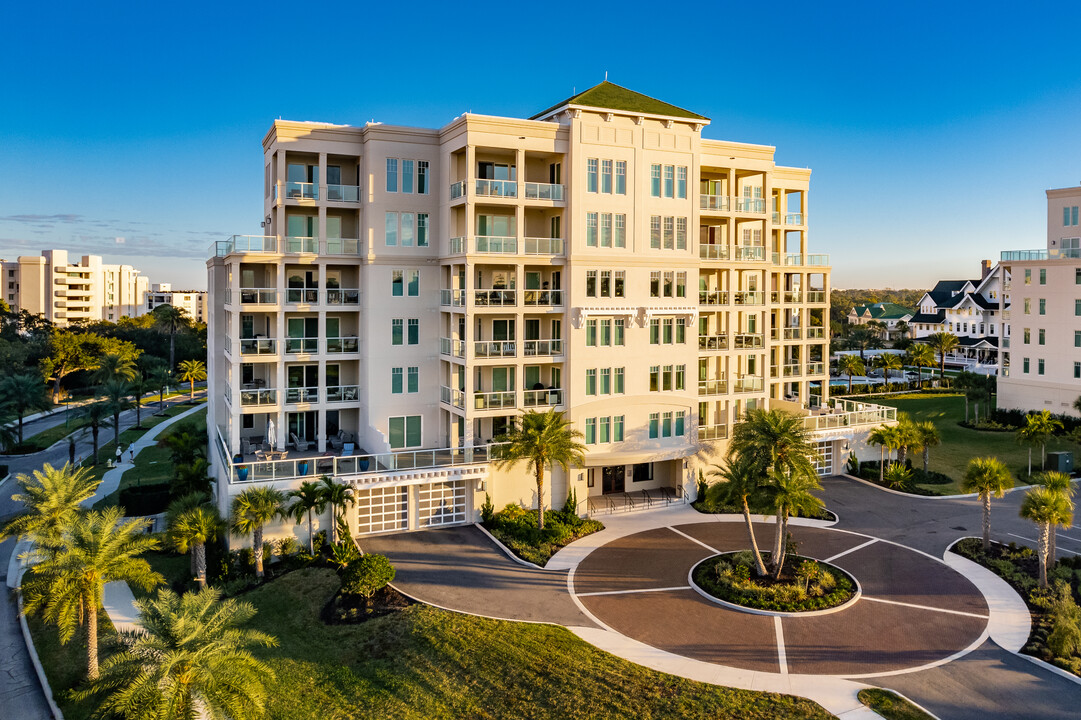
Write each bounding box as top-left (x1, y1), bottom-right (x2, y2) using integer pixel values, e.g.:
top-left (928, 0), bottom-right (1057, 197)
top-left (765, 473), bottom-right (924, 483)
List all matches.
top-left (698, 424), bottom-right (728, 441)
top-left (522, 339), bottom-right (562, 357)
top-left (784, 291), bottom-right (803, 303)
top-left (802, 396), bottom-right (897, 433)
top-left (735, 246), bottom-right (766, 261)
top-left (238, 288), bottom-right (278, 305)
top-left (1001, 249), bottom-right (1050, 261)
top-left (524, 237), bottom-right (564, 255)
top-left (806, 327), bottom-right (826, 339)
top-left (524, 183), bottom-right (564, 201)
top-left (698, 379), bottom-right (728, 395)
top-left (475, 179), bottom-right (517, 198)
top-left (806, 362), bottom-right (825, 375)
top-left (326, 184), bottom-right (360, 203)
top-left (523, 289), bottom-right (563, 306)
top-left (732, 333), bottom-right (764, 349)
top-left (326, 289), bottom-right (360, 306)
top-left (700, 244), bottom-right (730, 260)
top-left (325, 238), bottom-right (361, 255)
top-left (284, 182), bottom-right (317, 200)
top-left (699, 290), bottom-right (728, 306)
top-left (239, 338), bottom-right (277, 355)
top-left (325, 337), bottom-right (359, 354)
top-left (286, 288), bottom-right (319, 304)
top-left (474, 341), bottom-right (516, 358)
top-left (475, 236), bottom-right (517, 254)
top-left (806, 291), bottom-right (827, 304)
top-left (441, 289), bottom-right (465, 307)
top-left (735, 198), bottom-right (766, 214)
top-left (284, 236), bottom-right (319, 254)
top-left (450, 181), bottom-right (466, 200)
top-left (474, 289), bottom-right (516, 306)
top-left (449, 237), bottom-right (466, 254)
top-left (734, 375), bottom-right (764, 392)
top-left (440, 385), bottom-right (465, 409)
top-left (474, 390), bottom-right (515, 410)
top-left (785, 213), bottom-right (804, 225)
top-left (700, 194), bottom-right (731, 212)
top-left (779, 364), bottom-right (802, 377)
top-left (732, 291), bottom-right (764, 305)
top-left (698, 334), bottom-right (729, 351)
top-left (326, 385), bottom-right (360, 403)
top-left (212, 235), bottom-right (277, 257)
top-left (523, 388), bottom-right (563, 407)
top-left (284, 338), bottom-right (318, 354)
top-left (440, 337), bottom-right (465, 358)
top-left (285, 387), bottom-right (319, 404)
top-left (782, 327), bottom-right (803, 340)
top-left (239, 388), bottom-right (277, 407)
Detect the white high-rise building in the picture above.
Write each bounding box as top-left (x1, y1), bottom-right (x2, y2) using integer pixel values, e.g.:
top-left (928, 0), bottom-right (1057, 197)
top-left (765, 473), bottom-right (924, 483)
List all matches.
top-left (146, 283), bottom-right (207, 324)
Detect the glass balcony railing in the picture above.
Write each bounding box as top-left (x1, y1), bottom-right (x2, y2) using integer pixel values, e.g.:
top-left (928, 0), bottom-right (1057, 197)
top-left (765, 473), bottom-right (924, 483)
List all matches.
top-left (325, 337), bottom-right (359, 354)
top-left (284, 338), bottom-right (318, 354)
top-left (212, 235), bottom-right (277, 256)
top-left (475, 236), bottom-right (517, 254)
top-left (699, 290), bottom-right (728, 306)
top-left (326, 385), bottom-right (359, 403)
top-left (440, 337), bottom-right (464, 358)
top-left (474, 391), bottom-right (516, 410)
top-left (806, 362), bottom-right (826, 376)
top-left (772, 211), bottom-right (781, 223)
top-left (326, 184), bottom-right (360, 202)
top-left (475, 179), bottom-right (517, 198)
top-left (786, 213), bottom-right (804, 225)
top-left (523, 289), bottom-right (563, 306)
top-left (781, 364), bottom-right (802, 377)
top-left (440, 289), bottom-right (465, 307)
top-left (736, 197), bottom-right (766, 213)
top-left (523, 388), bottom-right (563, 407)
top-left (1001, 249), bottom-right (1050, 261)
top-left (735, 246), bottom-right (766, 261)
top-left (733, 333), bottom-right (764, 349)
top-left (285, 236), bottom-right (319, 254)
top-left (239, 338), bottom-right (276, 355)
top-left (806, 291), bottom-right (827, 303)
top-left (449, 237), bottom-right (466, 254)
top-left (522, 339), bottom-right (562, 356)
top-left (698, 424), bottom-right (728, 440)
top-left (784, 291), bottom-right (803, 303)
top-left (698, 379), bottom-right (728, 395)
top-left (450, 181), bottom-right (466, 200)
top-left (325, 238), bottom-right (361, 255)
top-left (734, 375), bottom-right (764, 392)
top-left (700, 244), bottom-right (730, 260)
top-left (440, 385), bottom-right (465, 408)
top-left (239, 388), bottom-right (277, 406)
top-left (700, 194), bottom-right (731, 211)
top-left (284, 181), bottom-right (317, 200)
top-left (524, 182), bottom-right (564, 201)
top-left (698, 334), bottom-right (729, 351)
top-left (783, 327), bottom-right (803, 340)
top-left (285, 387), bottom-right (319, 404)
top-left (474, 289), bottom-right (516, 306)
top-left (806, 327), bottom-right (826, 339)
top-left (326, 289), bottom-right (360, 305)
top-left (732, 291), bottom-right (764, 305)
top-left (239, 288), bottom-right (277, 304)
top-left (286, 288), bottom-right (319, 304)
top-left (474, 341), bottom-right (516, 358)
top-left (806, 254), bottom-right (830, 266)
top-left (524, 237), bottom-right (564, 255)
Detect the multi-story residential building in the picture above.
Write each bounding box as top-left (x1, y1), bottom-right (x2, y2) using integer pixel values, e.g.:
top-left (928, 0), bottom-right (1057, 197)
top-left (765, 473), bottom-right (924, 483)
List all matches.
top-left (998, 185), bottom-right (1081, 415)
top-left (206, 83), bottom-right (895, 539)
top-left (846, 302), bottom-right (913, 340)
top-left (0, 249), bottom-right (148, 324)
top-left (910, 261), bottom-right (1009, 372)
top-left (146, 283), bottom-right (207, 324)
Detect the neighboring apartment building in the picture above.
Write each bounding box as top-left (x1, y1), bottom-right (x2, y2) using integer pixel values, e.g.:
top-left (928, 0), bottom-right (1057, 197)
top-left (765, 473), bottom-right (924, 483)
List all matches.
top-left (998, 185), bottom-right (1081, 415)
top-left (910, 261), bottom-right (1009, 371)
top-left (146, 283), bottom-right (207, 324)
top-left (206, 83), bottom-right (896, 539)
top-left (0, 249), bottom-right (148, 325)
top-left (846, 302), bottom-right (913, 339)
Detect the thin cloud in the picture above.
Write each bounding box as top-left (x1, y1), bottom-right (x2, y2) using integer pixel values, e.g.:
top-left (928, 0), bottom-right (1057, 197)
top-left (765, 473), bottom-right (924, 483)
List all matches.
top-left (0, 213), bottom-right (83, 224)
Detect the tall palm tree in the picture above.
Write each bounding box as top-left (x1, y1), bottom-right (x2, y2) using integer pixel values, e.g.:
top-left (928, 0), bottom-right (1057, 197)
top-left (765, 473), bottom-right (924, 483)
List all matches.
top-left (915, 421), bottom-right (941, 473)
top-left (1032, 410), bottom-right (1063, 470)
top-left (285, 480), bottom-right (328, 553)
top-left (837, 354), bottom-right (865, 394)
top-left (148, 367), bottom-right (173, 415)
top-left (961, 456), bottom-right (1013, 551)
top-left (893, 413), bottom-right (920, 466)
top-left (318, 475), bottom-right (355, 544)
top-left (492, 409), bottom-right (585, 530)
top-left (21, 508), bottom-right (162, 680)
top-left (767, 468), bottom-right (825, 579)
top-left (906, 344), bottom-right (935, 389)
top-left (152, 304), bottom-right (189, 371)
top-left (895, 321), bottom-right (910, 341)
top-left (1, 463), bottom-right (101, 546)
top-left (78, 588), bottom-right (277, 720)
top-left (177, 358), bottom-right (207, 402)
top-left (91, 352), bottom-right (138, 385)
top-left (128, 374), bottom-right (150, 429)
top-left (168, 505), bottom-right (223, 589)
top-left (926, 332), bottom-right (960, 382)
top-left (1034, 470), bottom-right (1076, 568)
top-left (0, 372), bottom-right (51, 445)
top-left (231, 487), bottom-right (285, 578)
top-left (1019, 487), bottom-right (1072, 588)
top-left (873, 353), bottom-right (903, 390)
top-left (729, 408), bottom-right (817, 480)
top-left (100, 378), bottom-right (133, 456)
top-left (77, 400), bottom-right (111, 466)
top-left (707, 452), bottom-right (768, 577)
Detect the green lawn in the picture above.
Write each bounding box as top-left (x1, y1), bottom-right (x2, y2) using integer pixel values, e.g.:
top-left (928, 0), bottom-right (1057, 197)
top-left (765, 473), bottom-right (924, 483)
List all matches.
top-left (857, 689), bottom-right (934, 720)
top-left (870, 393), bottom-right (1081, 493)
top-left (27, 609), bottom-right (115, 720)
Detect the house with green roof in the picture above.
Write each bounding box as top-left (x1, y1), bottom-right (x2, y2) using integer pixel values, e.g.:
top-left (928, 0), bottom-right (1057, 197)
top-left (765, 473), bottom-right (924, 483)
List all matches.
top-left (847, 302), bottom-right (914, 339)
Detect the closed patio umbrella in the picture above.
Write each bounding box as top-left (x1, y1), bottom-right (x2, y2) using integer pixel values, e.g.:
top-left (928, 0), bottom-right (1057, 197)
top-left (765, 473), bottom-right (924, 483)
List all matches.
top-left (267, 418), bottom-right (276, 450)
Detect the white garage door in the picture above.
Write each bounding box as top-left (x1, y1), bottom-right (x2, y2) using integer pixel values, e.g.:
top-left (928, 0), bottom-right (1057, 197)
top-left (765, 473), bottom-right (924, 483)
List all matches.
top-left (355, 486), bottom-right (408, 534)
top-left (417, 480), bottom-right (467, 528)
top-left (813, 441), bottom-right (834, 477)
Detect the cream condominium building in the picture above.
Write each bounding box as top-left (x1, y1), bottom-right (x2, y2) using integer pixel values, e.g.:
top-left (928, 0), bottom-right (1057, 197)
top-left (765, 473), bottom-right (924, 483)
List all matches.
top-left (207, 83), bottom-right (896, 539)
top-left (998, 184), bottom-right (1081, 416)
top-left (146, 283), bottom-right (207, 324)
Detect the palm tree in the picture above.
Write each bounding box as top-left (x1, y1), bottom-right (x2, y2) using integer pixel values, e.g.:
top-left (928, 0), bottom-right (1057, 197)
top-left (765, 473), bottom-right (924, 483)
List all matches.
top-left (1073, 395), bottom-right (1081, 417)
top-left (0, 372), bottom-right (51, 445)
top-left (168, 505), bottom-right (223, 589)
top-left (492, 409), bottom-right (585, 530)
top-left (91, 352), bottom-right (138, 385)
top-left (79, 588), bottom-right (277, 720)
top-left (177, 358), bottom-right (206, 402)
top-left (926, 332), bottom-right (960, 382)
top-left (99, 378), bottom-right (133, 455)
top-left (152, 304), bottom-right (189, 371)
top-left (837, 354), bottom-right (865, 394)
top-left (729, 408), bottom-right (817, 480)
top-left (915, 421), bottom-right (940, 473)
top-left (1, 463), bottom-right (101, 546)
top-left (867, 424), bottom-right (899, 482)
top-left (873, 353), bottom-right (903, 391)
top-left (0, 403), bottom-right (18, 452)
top-left (895, 320), bottom-right (910, 341)
top-left (172, 458), bottom-right (212, 498)
top-left (128, 374), bottom-right (150, 429)
top-left (231, 487), bottom-right (285, 578)
top-left (77, 400), bottom-right (111, 466)
top-left (1019, 487), bottom-right (1072, 588)
top-left (893, 413), bottom-right (919, 465)
top-left (961, 456), bottom-right (1013, 551)
top-left (707, 453), bottom-right (768, 577)
top-left (21, 508), bottom-right (162, 680)
top-left (906, 344), bottom-right (935, 389)
top-left (148, 367), bottom-right (173, 415)
top-left (1034, 470), bottom-right (1076, 568)
top-left (285, 480), bottom-right (328, 553)
top-left (1032, 410), bottom-right (1063, 470)
top-left (318, 475), bottom-right (355, 544)
top-left (767, 468), bottom-right (824, 579)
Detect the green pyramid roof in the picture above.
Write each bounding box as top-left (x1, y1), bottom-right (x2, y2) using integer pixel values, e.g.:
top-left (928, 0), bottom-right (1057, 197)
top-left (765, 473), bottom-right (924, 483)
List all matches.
top-left (532, 81), bottom-right (708, 121)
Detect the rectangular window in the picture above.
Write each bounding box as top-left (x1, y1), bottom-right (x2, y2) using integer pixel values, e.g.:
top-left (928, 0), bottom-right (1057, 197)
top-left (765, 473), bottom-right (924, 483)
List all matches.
top-left (650, 271), bottom-right (661, 298)
top-left (586, 270), bottom-right (597, 297)
top-left (1023, 357), bottom-right (1030, 373)
top-left (600, 213), bottom-right (612, 247)
top-left (675, 411), bottom-right (686, 436)
top-left (1038, 358), bottom-right (1045, 375)
top-left (650, 216), bottom-right (661, 248)
top-left (614, 214), bottom-right (626, 247)
top-left (1024, 298), bottom-right (1031, 314)
top-left (1023, 328), bottom-right (1030, 344)
top-left (587, 159), bottom-right (598, 193)
top-left (599, 416), bottom-right (611, 443)
top-left (1040, 269), bottom-right (1047, 285)
top-left (1075, 331), bottom-right (1081, 348)
top-left (615, 368), bottom-right (625, 394)
top-left (407, 270), bottom-right (419, 297)
top-left (391, 367), bottom-right (403, 394)
top-left (392, 270), bottom-right (404, 297)
top-left (662, 411), bottom-right (673, 437)
top-left (1076, 268), bottom-right (1081, 285)
top-left (400, 212), bottom-right (415, 247)
top-left (662, 365), bottom-right (673, 391)
top-left (600, 368), bottom-right (611, 395)
top-left (663, 318), bottom-right (673, 344)
top-left (663, 271), bottom-right (674, 297)
top-left (389, 415), bottom-right (422, 449)
top-left (614, 320), bottom-right (624, 346)
top-left (601, 160), bottom-right (613, 194)
top-left (585, 417), bottom-right (596, 444)
top-left (676, 271), bottom-right (686, 298)
top-left (587, 212), bottom-right (598, 247)
top-left (1039, 298), bottom-right (1046, 315)
top-left (1076, 362), bottom-right (1081, 379)
top-left (600, 270), bottom-right (611, 297)
top-left (649, 412), bottom-right (659, 438)
top-left (650, 366), bottom-right (660, 392)
top-left (407, 366), bottom-right (419, 393)
top-left (614, 270), bottom-right (625, 298)
top-left (586, 369), bottom-right (597, 396)
top-left (392, 319), bottom-right (403, 345)
top-left (664, 165), bottom-right (674, 198)
top-left (650, 164), bottom-right (661, 197)
top-left (1024, 269), bottom-right (1031, 285)
top-left (676, 217), bottom-right (687, 250)
top-left (675, 365), bottom-right (685, 390)
top-left (386, 158), bottom-right (398, 193)
top-left (417, 213), bottom-right (429, 247)
top-left (385, 212), bottom-right (398, 246)
top-left (615, 161), bottom-right (626, 194)
top-left (1039, 329), bottom-right (1045, 345)
top-left (676, 318), bottom-right (686, 344)
top-left (677, 166), bottom-right (687, 199)
top-left (663, 217), bottom-right (674, 249)
top-left (650, 319), bottom-right (660, 345)
top-left (407, 318), bottom-right (419, 345)
top-left (401, 159), bottom-right (414, 193)
top-left (586, 319), bottom-right (597, 346)
top-left (614, 415), bottom-right (624, 441)
top-left (600, 319), bottom-right (612, 347)
top-left (1076, 299), bottom-right (1081, 316)
top-left (417, 161), bottom-right (429, 194)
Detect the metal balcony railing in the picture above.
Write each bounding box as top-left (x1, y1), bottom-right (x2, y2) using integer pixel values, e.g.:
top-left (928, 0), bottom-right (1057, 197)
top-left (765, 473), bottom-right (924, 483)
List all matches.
top-left (326, 289), bottom-right (360, 305)
top-left (522, 339), bottom-right (562, 356)
top-left (523, 289), bottom-right (563, 306)
top-left (474, 289), bottom-right (516, 306)
top-left (440, 337), bottom-right (465, 358)
top-left (475, 179), bottom-right (517, 198)
top-left (284, 181), bottom-right (317, 200)
top-left (285, 387), bottom-right (319, 404)
top-left (239, 338), bottom-right (276, 355)
top-left (240, 388), bottom-right (277, 406)
top-left (286, 288), bottom-right (319, 304)
top-left (440, 385), bottom-right (464, 408)
top-left (475, 236), bottom-right (517, 254)
top-left (239, 288), bottom-right (277, 304)
top-left (698, 334), bottom-right (729, 351)
top-left (523, 388), bottom-right (563, 407)
top-left (474, 341), bottom-right (516, 358)
top-left (325, 385), bottom-right (360, 403)
top-left (474, 390), bottom-right (516, 410)
top-left (524, 182), bottom-right (564, 201)
top-left (284, 338), bottom-right (318, 354)
top-left (698, 424), bottom-right (728, 440)
top-left (698, 379), bottom-right (728, 395)
top-left (523, 237), bottom-right (564, 255)
top-left (441, 289), bottom-right (465, 307)
top-left (325, 337), bottom-right (359, 354)
top-left (700, 194), bottom-right (731, 211)
top-left (699, 290), bottom-right (728, 305)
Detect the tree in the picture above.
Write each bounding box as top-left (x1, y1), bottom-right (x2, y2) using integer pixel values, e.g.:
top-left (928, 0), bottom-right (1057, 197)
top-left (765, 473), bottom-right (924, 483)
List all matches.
top-left (177, 358), bottom-right (206, 402)
top-left (231, 487), bottom-right (285, 578)
top-left (926, 332), bottom-right (960, 382)
top-left (100, 378), bottom-right (133, 454)
top-left (148, 367), bottom-right (173, 415)
top-left (80, 588), bottom-right (277, 720)
top-left (318, 475), bottom-right (355, 545)
top-left (1035, 470), bottom-right (1076, 570)
top-left (729, 408), bottom-right (817, 480)
top-left (91, 352), bottom-right (138, 385)
top-left (1019, 487), bottom-right (1072, 588)
top-left (895, 320), bottom-right (910, 341)
top-left (0, 403), bottom-right (17, 452)
top-left (873, 353), bottom-right (903, 390)
top-left (492, 409), bottom-right (585, 530)
top-left (707, 453), bottom-right (769, 577)
top-left (867, 424), bottom-right (899, 483)
top-left (1031, 410), bottom-right (1063, 470)
top-left (77, 401), bottom-right (111, 466)
top-left (168, 505), bottom-right (223, 589)
top-left (893, 413), bottom-right (919, 465)
top-left (162, 424), bottom-right (206, 467)
top-left (1074, 395), bottom-right (1081, 417)
top-left (40, 330), bottom-right (138, 404)
top-left (846, 326), bottom-right (879, 361)
top-left (915, 421), bottom-right (940, 473)
top-left (285, 480), bottom-right (328, 554)
top-left (129, 374), bottom-right (150, 429)
top-left (837, 354), bottom-right (865, 394)
top-left (151, 304), bottom-right (190, 371)
top-left (906, 344), bottom-right (935, 389)
top-left (961, 456), bottom-right (1013, 551)
top-left (172, 458), bottom-right (212, 499)
top-left (1, 463), bottom-right (101, 546)
top-left (0, 372), bottom-right (50, 444)
top-left (21, 508), bottom-right (161, 680)
top-left (767, 468), bottom-right (824, 579)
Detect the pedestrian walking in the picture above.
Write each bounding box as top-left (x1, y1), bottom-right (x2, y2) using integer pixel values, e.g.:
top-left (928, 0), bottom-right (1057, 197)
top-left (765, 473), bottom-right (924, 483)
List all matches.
top-left (129, 448), bottom-right (135, 462)
top-left (116, 445), bottom-right (124, 465)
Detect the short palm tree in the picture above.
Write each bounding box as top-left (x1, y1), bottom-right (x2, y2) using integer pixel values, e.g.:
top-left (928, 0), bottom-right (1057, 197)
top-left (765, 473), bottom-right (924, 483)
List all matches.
top-left (893, 413), bottom-right (920, 465)
top-left (318, 475), bottom-right (355, 544)
top-left (91, 352), bottom-right (138, 385)
top-left (906, 344), bottom-right (935, 389)
top-left (1035, 470), bottom-right (1076, 567)
top-left (707, 452), bottom-right (768, 576)
top-left (285, 480), bottom-right (328, 553)
top-left (80, 588), bottom-right (277, 720)
top-left (99, 378), bottom-right (133, 453)
top-left (1, 463), bottom-right (101, 546)
top-left (1019, 487), bottom-right (1073, 588)
top-left (915, 421), bottom-right (940, 473)
top-left (767, 468), bottom-right (824, 579)
top-left (926, 332), bottom-right (960, 382)
top-left (148, 367), bottom-right (173, 415)
top-left (177, 359), bottom-right (206, 402)
top-left (961, 456), bottom-right (1013, 551)
top-left (231, 487), bottom-right (285, 578)
top-left (729, 408), bottom-right (817, 480)
top-left (168, 504), bottom-right (223, 589)
top-left (874, 353), bottom-right (903, 390)
top-left (77, 400), bottom-right (111, 465)
top-left (0, 372), bottom-right (51, 444)
top-left (837, 354), bottom-right (865, 394)
top-left (1073, 395), bottom-right (1081, 417)
top-left (162, 426), bottom-right (206, 466)
top-left (21, 508), bottom-right (161, 680)
top-left (492, 409), bottom-right (585, 530)
top-left (867, 424), bottom-right (899, 482)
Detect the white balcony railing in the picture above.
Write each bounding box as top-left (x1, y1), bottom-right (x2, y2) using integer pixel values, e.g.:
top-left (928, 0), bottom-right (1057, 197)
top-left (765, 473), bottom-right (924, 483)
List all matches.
top-left (732, 333), bottom-right (764, 349)
top-left (698, 379), bottom-right (728, 395)
top-left (326, 184), bottom-right (360, 202)
top-left (440, 337), bottom-right (465, 358)
top-left (806, 327), bottom-right (826, 339)
top-left (783, 327), bottom-right (802, 340)
top-left (284, 181), bottom-right (317, 200)
top-left (700, 244), bottom-right (730, 260)
top-left (238, 288), bottom-right (277, 304)
top-left (786, 213), bottom-right (804, 225)
top-left (699, 290), bottom-right (728, 306)
top-left (804, 396), bottom-right (897, 432)
top-left (523, 388), bottom-right (563, 407)
top-left (284, 337), bottom-right (318, 354)
top-left (474, 289), bottom-right (516, 306)
top-left (524, 182), bottom-right (564, 201)
top-left (806, 362), bottom-right (826, 376)
top-left (700, 194), bottom-right (731, 211)
top-left (698, 334), bottom-right (729, 351)
top-left (736, 197), bottom-right (766, 213)
top-left (698, 424), bottom-right (729, 440)
top-left (523, 289), bottom-right (563, 306)
top-left (475, 236), bottom-right (517, 254)
top-left (735, 246), bottom-right (766, 261)
top-left (732, 291), bottom-right (764, 305)
top-left (326, 289), bottom-right (360, 305)
top-left (285, 387), bottom-right (319, 404)
top-left (806, 291), bottom-right (827, 303)
top-left (734, 376), bottom-right (764, 392)
top-left (523, 237), bottom-right (564, 255)
top-left (522, 339), bottom-right (562, 356)
top-left (212, 235), bottom-right (277, 256)
top-left (440, 385), bottom-right (465, 408)
top-left (325, 337), bottom-right (359, 354)
top-left (325, 238), bottom-right (361, 255)
top-left (325, 385), bottom-right (360, 403)
top-left (240, 388), bottom-right (277, 406)
top-left (474, 390), bottom-right (516, 410)
top-left (238, 338), bottom-right (276, 355)
top-left (441, 289), bottom-right (465, 307)
top-left (474, 341), bottom-right (516, 358)
top-left (286, 288), bottom-right (320, 304)
top-left (475, 179), bottom-right (517, 198)
top-left (449, 237), bottom-right (466, 254)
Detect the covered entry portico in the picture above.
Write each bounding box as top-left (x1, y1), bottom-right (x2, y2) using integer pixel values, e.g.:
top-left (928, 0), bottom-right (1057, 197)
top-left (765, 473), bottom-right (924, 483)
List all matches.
top-left (584, 456), bottom-right (689, 515)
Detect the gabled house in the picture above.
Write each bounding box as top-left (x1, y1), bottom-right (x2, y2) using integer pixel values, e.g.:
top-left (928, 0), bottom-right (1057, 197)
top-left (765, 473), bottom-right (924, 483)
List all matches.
top-left (846, 302), bottom-right (914, 339)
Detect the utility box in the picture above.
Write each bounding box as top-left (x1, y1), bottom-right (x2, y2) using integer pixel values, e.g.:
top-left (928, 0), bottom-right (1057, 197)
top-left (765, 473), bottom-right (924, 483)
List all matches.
top-left (1046, 451), bottom-right (1073, 474)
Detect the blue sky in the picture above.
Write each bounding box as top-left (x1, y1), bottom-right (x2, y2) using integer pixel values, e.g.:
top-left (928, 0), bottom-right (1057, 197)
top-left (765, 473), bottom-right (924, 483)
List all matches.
top-left (2, 1), bottom-right (1079, 290)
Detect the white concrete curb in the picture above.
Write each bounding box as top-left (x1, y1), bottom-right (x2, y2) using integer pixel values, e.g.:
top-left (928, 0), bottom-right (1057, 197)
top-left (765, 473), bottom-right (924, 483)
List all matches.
top-left (16, 590), bottom-right (65, 719)
top-left (840, 473), bottom-right (1043, 500)
top-left (0, 472), bottom-right (11, 492)
top-left (473, 523), bottom-right (546, 570)
top-left (941, 538), bottom-right (1031, 652)
top-left (1017, 652), bottom-right (1081, 686)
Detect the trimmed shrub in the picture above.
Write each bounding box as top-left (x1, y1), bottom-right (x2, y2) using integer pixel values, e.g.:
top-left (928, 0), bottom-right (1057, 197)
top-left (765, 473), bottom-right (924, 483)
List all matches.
top-left (341, 554), bottom-right (396, 599)
top-left (480, 493), bottom-right (495, 523)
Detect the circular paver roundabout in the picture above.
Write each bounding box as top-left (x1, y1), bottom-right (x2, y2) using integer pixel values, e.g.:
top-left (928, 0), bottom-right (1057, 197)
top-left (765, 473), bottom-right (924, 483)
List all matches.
top-left (569, 521), bottom-right (990, 677)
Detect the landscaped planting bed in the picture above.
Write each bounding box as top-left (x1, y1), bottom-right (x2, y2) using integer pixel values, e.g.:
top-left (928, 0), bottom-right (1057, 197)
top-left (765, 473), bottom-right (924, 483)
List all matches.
top-left (692, 551), bottom-right (857, 613)
top-left (853, 462), bottom-right (951, 496)
top-left (857, 689), bottom-right (935, 720)
top-left (482, 502), bottom-right (603, 566)
top-left (693, 497), bottom-right (836, 522)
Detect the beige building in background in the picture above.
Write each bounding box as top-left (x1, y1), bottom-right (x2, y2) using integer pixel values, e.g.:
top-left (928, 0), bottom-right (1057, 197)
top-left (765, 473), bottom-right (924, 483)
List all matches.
top-left (206, 83), bottom-right (895, 541)
top-left (146, 283), bottom-right (207, 324)
top-left (0, 249), bottom-right (149, 324)
top-left (998, 185), bottom-right (1081, 415)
